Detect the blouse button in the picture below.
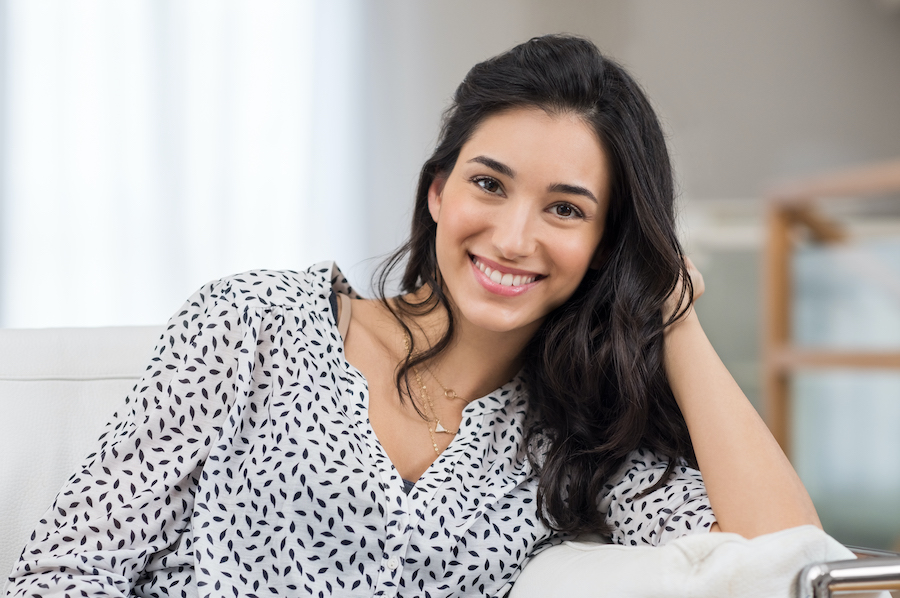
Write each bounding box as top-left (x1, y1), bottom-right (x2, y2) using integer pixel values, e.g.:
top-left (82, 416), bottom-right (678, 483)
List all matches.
top-left (387, 556), bottom-right (400, 571)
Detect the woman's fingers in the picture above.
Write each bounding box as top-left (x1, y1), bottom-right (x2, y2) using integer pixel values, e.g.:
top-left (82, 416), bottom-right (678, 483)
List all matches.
top-left (684, 256), bottom-right (705, 302)
top-left (664, 256), bottom-right (704, 323)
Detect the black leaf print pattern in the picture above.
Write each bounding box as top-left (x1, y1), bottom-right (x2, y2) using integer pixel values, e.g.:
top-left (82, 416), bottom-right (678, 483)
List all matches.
top-left (598, 447), bottom-right (716, 547)
top-left (5, 263), bottom-right (715, 598)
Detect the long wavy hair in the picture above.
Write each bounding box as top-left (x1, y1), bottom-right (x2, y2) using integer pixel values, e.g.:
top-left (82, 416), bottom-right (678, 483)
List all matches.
top-left (374, 34), bottom-right (695, 536)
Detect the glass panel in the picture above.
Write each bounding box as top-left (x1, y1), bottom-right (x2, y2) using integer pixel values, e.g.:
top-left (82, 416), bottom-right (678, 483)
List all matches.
top-left (794, 240), bottom-right (900, 350)
top-left (793, 240), bottom-right (900, 549)
top-left (793, 371), bottom-right (900, 549)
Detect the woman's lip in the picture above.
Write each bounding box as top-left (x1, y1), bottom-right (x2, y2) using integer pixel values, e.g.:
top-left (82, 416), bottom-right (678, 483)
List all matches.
top-left (470, 258), bottom-right (541, 296)
top-left (469, 254), bottom-right (543, 278)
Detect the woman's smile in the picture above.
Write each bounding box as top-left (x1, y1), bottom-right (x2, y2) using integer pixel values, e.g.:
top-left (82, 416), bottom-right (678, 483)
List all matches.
top-left (427, 106), bottom-right (610, 336)
top-left (470, 254), bottom-right (542, 296)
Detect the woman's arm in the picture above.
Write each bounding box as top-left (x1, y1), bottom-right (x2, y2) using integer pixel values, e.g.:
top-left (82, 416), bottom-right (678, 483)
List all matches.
top-left (664, 263), bottom-right (821, 538)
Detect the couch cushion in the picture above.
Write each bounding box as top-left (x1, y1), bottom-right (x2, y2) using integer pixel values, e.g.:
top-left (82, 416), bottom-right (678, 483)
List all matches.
top-left (0, 326), bottom-right (162, 590)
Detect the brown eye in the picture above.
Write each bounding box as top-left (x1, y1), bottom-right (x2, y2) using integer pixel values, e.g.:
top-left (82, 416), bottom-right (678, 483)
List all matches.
top-left (551, 203), bottom-right (583, 219)
top-left (474, 176), bottom-right (501, 194)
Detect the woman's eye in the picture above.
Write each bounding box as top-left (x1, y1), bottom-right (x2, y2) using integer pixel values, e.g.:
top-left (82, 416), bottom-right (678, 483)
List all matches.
top-left (473, 176), bottom-right (502, 194)
top-left (551, 203), bottom-right (584, 219)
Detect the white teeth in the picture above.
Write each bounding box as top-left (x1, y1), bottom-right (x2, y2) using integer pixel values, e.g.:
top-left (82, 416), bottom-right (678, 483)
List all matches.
top-left (473, 257), bottom-right (538, 287)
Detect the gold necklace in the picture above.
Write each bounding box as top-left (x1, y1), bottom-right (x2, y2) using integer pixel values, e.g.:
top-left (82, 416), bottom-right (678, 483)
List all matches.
top-left (413, 366), bottom-right (459, 455)
top-left (403, 334), bottom-right (459, 455)
top-left (427, 368), bottom-right (465, 402)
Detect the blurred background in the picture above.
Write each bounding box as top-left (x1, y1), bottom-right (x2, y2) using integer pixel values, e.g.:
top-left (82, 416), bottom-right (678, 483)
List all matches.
top-left (1, 0), bottom-right (899, 549)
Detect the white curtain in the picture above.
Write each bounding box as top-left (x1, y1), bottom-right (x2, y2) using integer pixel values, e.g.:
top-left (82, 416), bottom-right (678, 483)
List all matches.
top-left (0, 0), bottom-right (367, 327)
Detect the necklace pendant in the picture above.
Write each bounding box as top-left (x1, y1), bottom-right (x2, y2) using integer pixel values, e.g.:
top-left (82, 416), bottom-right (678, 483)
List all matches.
top-left (434, 420), bottom-right (456, 435)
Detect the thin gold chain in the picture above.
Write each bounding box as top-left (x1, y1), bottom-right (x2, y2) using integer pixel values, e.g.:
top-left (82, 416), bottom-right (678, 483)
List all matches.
top-left (404, 334), bottom-right (459, 455)
top-left (427, 369), bottom-right (464, 401)
top-left (414, 367), bottom-right (443, 455)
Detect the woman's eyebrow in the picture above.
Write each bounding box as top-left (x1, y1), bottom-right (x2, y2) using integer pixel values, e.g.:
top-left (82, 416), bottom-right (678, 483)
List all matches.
top-left (548, 183), bottom-right (598, 204)
top-left (468, 155), bottom-right (598, 204)
top-left (467, 155), bottom-right (516, 178)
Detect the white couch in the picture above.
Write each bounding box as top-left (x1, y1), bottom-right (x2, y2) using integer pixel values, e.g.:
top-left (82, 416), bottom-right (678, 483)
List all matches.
top-left (1, 326), bottom-right (896, 597)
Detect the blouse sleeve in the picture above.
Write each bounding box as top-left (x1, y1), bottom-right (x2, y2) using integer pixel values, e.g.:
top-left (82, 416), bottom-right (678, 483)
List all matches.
top-left (5, 279), bottom-right (243, 598)
top-left (598, 448), bottom-right (716, 547)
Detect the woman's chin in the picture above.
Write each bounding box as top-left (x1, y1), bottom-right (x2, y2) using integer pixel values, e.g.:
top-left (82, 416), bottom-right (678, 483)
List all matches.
top-left (456, 304), bottom-right (545, 338)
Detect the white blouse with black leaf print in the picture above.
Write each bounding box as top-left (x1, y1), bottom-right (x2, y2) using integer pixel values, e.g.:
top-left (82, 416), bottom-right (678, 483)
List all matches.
top-left (5, 262), bottom-right (715, 598)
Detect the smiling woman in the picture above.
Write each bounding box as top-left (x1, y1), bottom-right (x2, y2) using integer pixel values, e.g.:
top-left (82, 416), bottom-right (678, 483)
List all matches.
top-left (5, 35), bottom-right (819, 598)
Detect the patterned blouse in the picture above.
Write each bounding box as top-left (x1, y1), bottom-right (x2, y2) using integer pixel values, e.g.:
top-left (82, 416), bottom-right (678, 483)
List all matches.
top-left (5, 263), bottom-right (715, 598)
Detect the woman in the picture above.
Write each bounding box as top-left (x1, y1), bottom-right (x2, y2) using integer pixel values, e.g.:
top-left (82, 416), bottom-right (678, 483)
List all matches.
top-left (5, 35), bottom-right (819, 598)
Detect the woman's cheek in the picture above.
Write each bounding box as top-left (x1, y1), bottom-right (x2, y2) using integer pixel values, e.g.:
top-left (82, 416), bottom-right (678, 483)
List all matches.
top-left (450, 198), bottom-right (494, 239)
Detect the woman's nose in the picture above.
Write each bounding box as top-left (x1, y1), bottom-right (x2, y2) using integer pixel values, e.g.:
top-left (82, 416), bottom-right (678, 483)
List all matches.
top-left (492, 201), bottom-right (538, 259)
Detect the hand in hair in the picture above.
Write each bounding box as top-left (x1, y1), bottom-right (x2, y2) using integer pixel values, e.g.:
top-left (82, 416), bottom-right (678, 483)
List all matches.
top-left (663, 256), bottom-right (705, 325)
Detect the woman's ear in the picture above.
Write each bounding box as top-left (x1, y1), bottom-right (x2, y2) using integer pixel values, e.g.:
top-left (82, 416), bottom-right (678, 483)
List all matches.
top-left (427, 176), bottom-right (447, 224)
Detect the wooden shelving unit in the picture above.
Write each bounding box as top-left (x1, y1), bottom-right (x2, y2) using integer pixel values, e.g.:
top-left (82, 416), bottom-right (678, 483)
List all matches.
top-left (762, 158), bottom-right (900, 456)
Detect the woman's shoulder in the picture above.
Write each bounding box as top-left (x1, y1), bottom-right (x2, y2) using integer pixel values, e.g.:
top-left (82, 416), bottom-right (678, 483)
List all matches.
top-left (189, 261), bottom-right (356, 313)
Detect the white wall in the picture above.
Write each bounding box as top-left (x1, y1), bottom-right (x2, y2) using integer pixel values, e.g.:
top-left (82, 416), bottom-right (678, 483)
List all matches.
top-left (4, 0), bottom-right (898, 313)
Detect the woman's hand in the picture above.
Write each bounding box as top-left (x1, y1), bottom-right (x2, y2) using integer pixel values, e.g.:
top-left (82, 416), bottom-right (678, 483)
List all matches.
top-left (663, 256), bottom-right (705, 324)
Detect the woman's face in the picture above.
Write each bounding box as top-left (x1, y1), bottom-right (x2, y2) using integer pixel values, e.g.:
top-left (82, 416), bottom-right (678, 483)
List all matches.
top-left (428, 107), bottom-right (610, 339)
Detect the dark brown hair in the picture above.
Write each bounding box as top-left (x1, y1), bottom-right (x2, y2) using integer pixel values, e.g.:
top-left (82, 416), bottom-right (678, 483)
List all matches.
top-left (375, 34), bottom-right (694, 536)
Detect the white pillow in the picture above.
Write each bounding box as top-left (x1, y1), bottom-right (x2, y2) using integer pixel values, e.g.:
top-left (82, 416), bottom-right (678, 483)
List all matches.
top-left (510, 525), bottom-right (880, 598)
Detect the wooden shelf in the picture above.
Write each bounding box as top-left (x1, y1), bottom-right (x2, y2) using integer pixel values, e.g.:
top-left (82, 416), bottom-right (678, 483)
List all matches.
top-left (769, 349), bottom-right (900, 371)
top-left (762, 158), bottom-right (900, 456)
top-left (769, 158), bottom-right (900, 202)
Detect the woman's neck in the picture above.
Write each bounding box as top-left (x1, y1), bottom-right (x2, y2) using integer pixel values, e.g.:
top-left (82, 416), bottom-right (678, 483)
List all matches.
top-left (398, 290), bottom-right (534, 403)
